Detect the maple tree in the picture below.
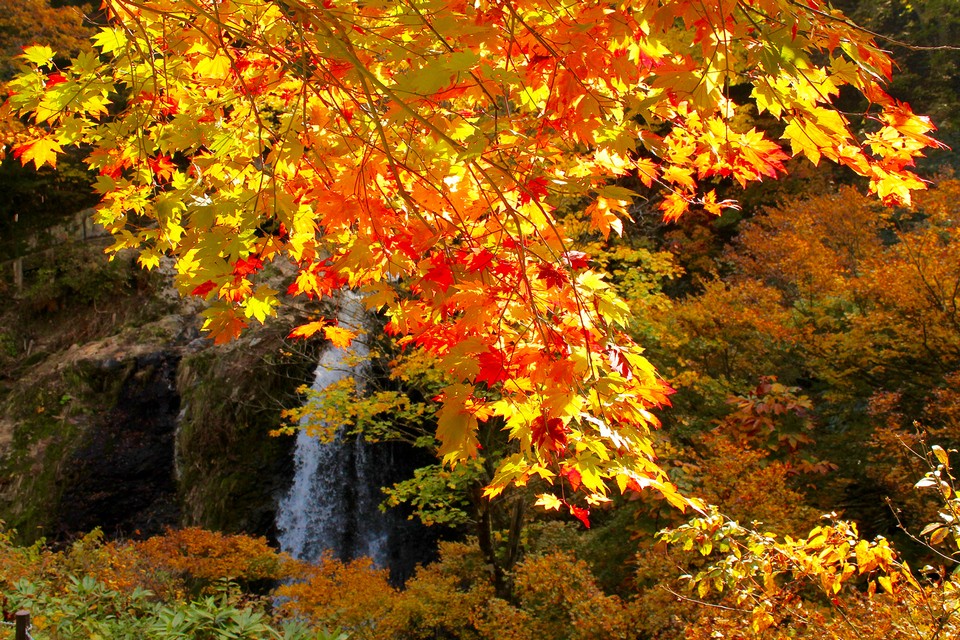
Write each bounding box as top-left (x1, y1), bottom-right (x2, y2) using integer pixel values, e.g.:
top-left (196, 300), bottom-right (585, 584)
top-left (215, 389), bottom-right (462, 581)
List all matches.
top-left (1, 0), bottom-right (944, 511)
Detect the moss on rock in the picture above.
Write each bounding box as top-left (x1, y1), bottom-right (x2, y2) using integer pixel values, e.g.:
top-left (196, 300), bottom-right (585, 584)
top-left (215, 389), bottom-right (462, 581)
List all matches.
top-left (176, 321), bottom-right (320, 539)
top-left (0, 316), bottom-right (187, 543)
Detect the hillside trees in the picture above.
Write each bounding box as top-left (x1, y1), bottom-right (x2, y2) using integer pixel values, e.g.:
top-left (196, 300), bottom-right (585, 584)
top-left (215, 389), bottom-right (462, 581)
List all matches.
top-left (0, 0), bottom-right (92, 78)
top-left (641, 180), bottom-right (960, 561)
top-left (0, 0), bottom-right (944, 511)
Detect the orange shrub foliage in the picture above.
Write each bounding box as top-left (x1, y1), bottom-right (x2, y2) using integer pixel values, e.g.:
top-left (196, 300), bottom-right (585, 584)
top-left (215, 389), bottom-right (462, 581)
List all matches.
top-left (132, 527), bottom-right (287, 587)
top-left (275, 555), bottom-right (397, 640)
top-left (380, 541), bottom-right (494, 640)
top-left (487, 551), bottom-right (637, 640)
top-left (57, 530), bottom-right (149, 595)
top-left (35, 527), bottom-right (289, 601)
top-left (0, 529), bottom-right (57, 591)
top-left (273, 541), bottom-right (640, 640)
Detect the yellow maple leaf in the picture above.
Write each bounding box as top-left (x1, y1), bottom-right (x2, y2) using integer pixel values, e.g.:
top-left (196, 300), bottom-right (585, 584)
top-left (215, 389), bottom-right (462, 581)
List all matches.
top-left (535, 493), bottom-right (563, 511)
top-left (14, 137), bottom-right (62, 169)
top-left (20, 45), bottom-right (54, 66)
top-left (436, 383), bottom-right (481, 464)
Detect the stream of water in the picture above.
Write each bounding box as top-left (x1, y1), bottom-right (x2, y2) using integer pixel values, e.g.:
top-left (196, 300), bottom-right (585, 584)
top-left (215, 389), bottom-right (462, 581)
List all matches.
top-left (276, 293), bottom-right (390, 565)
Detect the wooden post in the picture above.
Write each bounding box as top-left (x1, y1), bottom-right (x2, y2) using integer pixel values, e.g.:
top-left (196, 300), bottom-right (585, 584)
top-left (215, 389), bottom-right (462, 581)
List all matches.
top-left (15, 610), bottom-right (29, 640)
top-left (12, 257), bottom-right (23, 293)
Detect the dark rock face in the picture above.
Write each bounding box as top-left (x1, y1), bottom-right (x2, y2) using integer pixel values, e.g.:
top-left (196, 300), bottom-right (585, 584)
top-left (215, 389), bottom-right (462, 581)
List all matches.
top-left (371, 440), bottom-right (442, 584)
top-left (176, 327), bottom-right (317, 542)
top-left (0, 230), bottom-right (318, 545)
top-left (55, 351), bottom-right (181, 539)
top-left (0, 311), bottom-right (321, 545)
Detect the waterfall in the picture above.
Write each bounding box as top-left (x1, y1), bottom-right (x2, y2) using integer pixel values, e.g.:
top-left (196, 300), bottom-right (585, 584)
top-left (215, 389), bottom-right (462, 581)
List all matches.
top-left (276, 293), bottom-right (390, 565)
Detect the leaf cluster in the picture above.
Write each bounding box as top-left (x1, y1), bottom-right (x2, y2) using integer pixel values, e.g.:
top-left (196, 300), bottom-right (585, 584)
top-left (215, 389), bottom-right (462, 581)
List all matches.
top-left (0, 0), bottom-right (945, 512)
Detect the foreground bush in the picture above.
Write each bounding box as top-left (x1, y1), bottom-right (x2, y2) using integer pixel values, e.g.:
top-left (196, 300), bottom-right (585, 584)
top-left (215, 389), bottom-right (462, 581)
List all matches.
top-left (0, 527), bottom-right (330, 640)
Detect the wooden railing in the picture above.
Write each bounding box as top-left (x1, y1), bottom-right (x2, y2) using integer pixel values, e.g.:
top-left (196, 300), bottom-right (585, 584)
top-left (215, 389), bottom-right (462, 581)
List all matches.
top-left (1, 610), bottom-right (31, 640)
top-left (1, 208), bottom-right (105, 293)
top-left (15, 610), bottom-right (29, 640)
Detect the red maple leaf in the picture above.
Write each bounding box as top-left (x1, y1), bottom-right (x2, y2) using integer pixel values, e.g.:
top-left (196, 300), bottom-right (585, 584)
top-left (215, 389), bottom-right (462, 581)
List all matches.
top-left (519, 176), bottom-right (550, 204)
top-left (561, 466), bottom-right (582, 492)
top-left (385, 234), bottom-right (418, 261)
top-left (569, 504), bottom-right (591, 528)
top-left (422, 257), bottom-right (455, 292)
top-left (536, 263), bottom-right (568, 289)
top-left (476, 348), bottom-right (507, 385)
top-left (459, 247), bottom-right (495, 273)
top-left (532, 416), bottom-right (568, 454)
top-left (147, 153), bottom-right (176, 181)
top-left (562, 251), bottom-right (590, 271)
top-left (191, 280), bottom-right (218, 297)
top-left (232, 256), bottom-right (263, 280)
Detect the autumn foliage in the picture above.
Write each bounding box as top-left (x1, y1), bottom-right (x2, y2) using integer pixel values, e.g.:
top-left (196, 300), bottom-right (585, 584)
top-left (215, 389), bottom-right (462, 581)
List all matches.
top-left (1, 2), bottom-right (959, 638)
top-left (40, 527), bottom-right (290, 600)
top-left (0, 0), bottom-right (945, 514)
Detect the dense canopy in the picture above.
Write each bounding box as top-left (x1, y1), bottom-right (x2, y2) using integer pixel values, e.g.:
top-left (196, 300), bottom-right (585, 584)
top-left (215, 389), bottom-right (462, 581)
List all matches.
top-left (1, 0), bottom-right (942, 510)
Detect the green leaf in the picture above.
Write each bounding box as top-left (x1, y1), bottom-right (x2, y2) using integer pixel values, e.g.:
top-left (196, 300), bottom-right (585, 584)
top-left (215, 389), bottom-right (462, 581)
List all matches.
top-left (445, 51), bottom-right (479, 73)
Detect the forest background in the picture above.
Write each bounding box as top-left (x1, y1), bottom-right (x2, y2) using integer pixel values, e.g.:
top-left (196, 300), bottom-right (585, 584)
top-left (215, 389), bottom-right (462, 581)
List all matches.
top-left (1, 0), bottom-right (960, 638)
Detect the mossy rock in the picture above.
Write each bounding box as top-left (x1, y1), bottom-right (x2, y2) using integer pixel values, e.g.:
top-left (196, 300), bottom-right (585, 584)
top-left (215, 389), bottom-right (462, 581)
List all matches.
top-left (176, 320), bottom-right (321, 539)
top-left (0, 319), bottom-right (187, 544)
top-left (0, 351), bottom-right (179, 542)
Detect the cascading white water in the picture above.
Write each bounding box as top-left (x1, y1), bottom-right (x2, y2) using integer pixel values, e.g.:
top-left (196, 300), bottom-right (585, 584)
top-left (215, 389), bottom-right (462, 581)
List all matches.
top-left (276, 293), bottom-right (389, 565)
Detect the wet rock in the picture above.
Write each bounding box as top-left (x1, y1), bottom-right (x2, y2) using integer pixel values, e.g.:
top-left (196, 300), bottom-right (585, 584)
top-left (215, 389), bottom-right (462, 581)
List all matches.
top-left (55, 351), bottom-right (181, 539)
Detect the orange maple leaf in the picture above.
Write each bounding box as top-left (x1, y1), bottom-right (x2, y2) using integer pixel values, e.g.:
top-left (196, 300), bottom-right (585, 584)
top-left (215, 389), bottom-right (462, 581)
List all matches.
top-left (14, 137), bottom-right (61, 169)
top-left (323, 325), bottom-right (356, 348)
top-left (288, 320), bottom-right (327, 339)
